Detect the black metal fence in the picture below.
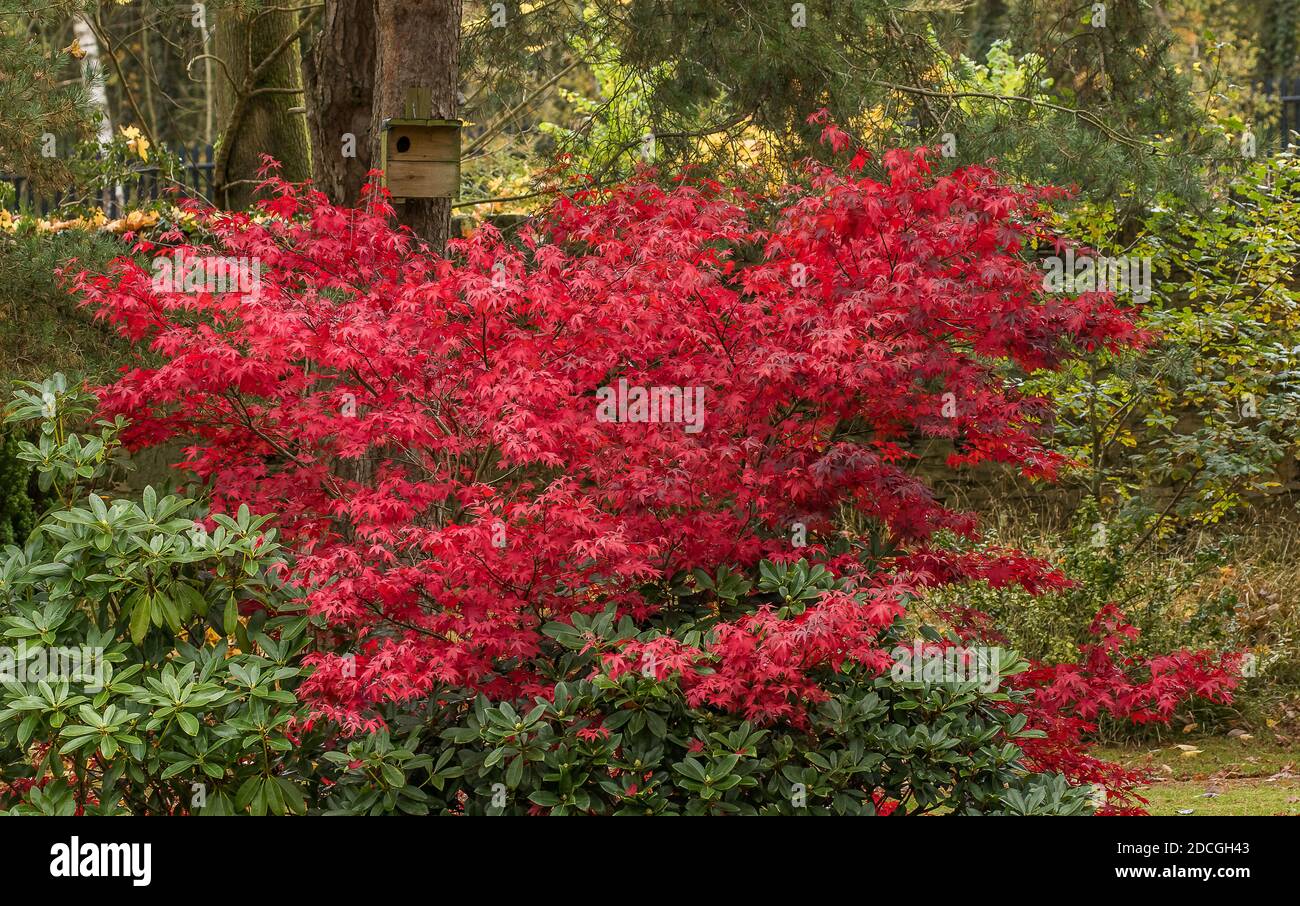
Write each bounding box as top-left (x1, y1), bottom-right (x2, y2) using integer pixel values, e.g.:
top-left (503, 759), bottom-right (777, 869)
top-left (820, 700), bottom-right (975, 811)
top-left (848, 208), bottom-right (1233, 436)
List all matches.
top-left (0, 142), bottom-right (214, 218)
top-left (4, 85), bottom-right (1300, 217)
top-left (1256, 77), bottom-right (1300, 152)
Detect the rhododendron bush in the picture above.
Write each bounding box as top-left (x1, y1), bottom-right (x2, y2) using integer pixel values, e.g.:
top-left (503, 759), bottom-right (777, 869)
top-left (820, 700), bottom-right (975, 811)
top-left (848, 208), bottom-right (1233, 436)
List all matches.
top-left (70, 134), bottom-right (1236, 814)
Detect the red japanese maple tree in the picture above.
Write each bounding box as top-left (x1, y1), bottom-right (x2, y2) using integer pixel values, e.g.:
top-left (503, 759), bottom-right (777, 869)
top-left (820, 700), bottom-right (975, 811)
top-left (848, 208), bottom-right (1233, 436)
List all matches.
top-left (71, 131), bottom-right (1230, 809)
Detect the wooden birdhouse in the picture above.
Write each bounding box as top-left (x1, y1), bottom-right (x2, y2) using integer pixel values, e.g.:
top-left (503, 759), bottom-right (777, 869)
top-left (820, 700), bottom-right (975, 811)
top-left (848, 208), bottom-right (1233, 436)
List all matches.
top-left (380, 88), bottom-right (461, 201)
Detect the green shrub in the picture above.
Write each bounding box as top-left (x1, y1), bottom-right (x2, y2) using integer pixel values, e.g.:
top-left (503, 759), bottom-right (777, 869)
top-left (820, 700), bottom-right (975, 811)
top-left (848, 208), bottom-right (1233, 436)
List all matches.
top-left (0, 374), bottom-right (316, 815)
top-left (367, 670), bottom-right (1095, 816)
top-left (0, 426), bottom-right (35, 546)
top-left (0, 230), bottom-right (132, 383)
top-left (1033, 153), bottom-right (1300, 533)
top-left (956, 505), bottom-right (1235, 664)
top-left (316, 567), bottom-right (1095, 817)
top-left (925, 505), bottom-right (1288, 739)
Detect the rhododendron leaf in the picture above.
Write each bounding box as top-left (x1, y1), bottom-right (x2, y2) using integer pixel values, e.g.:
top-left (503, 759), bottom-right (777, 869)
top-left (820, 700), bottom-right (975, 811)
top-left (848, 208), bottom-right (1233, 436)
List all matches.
top-left (128, 592), bottom-right (150, 645)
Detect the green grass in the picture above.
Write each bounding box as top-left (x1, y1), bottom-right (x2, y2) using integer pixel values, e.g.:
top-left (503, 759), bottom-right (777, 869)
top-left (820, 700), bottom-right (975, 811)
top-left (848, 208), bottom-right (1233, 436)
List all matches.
top-left (1136, 780), bottom-right (1300, 816)
top-left (1096, 735), bottom-right (1299, 815)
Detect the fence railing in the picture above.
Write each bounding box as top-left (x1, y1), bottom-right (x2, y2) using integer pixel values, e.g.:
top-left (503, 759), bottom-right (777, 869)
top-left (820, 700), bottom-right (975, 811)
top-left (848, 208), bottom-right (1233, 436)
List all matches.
top-left (1256, 77), bottom-right (1300, 152)
top-left (4, 85), bottom-right (1299, 218)
top-left (0, 142), bottom-right (214, 219)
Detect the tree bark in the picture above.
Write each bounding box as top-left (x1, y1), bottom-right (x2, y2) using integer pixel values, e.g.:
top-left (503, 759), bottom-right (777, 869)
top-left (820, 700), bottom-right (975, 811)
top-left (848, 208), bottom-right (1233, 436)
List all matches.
top-left (213, 7), bottom-right (313, 209)
top-left (371, 0), bottom-right (463, 249)
top-left (305, 0), bottom-right (377, 207)
top-left (72, 15), bottom-right (123, 211)
top-left (72, 16), bottom-right (113, 149)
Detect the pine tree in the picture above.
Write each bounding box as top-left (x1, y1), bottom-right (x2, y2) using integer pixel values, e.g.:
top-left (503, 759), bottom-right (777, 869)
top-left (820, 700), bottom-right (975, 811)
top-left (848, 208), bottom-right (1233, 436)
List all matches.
top-left (0, 0), bottom-right (93, 192)
top-left (465, 0), bottom-right (1215, 213)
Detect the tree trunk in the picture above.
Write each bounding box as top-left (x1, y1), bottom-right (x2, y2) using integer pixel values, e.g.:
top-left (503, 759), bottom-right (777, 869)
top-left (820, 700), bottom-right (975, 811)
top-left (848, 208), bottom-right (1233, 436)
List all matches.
top-left (371, 0), bottom-right (462, 248)
top-left (305, 0), bottom-right (377, 207)
top-left (213, 7), bottom-right (313, 209)
top-left (72, 16), bottom-right (113, 149)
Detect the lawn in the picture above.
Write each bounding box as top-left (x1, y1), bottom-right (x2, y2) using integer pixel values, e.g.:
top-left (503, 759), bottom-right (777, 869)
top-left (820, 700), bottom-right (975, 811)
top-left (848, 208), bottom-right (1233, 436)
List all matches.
top-left (1096, 735), bottom-right (1300, 816)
